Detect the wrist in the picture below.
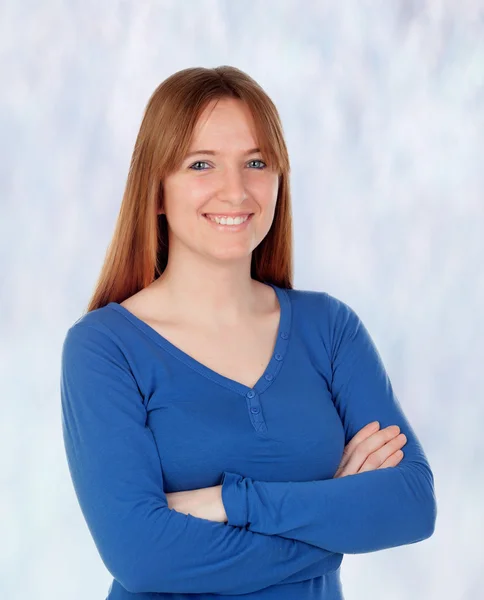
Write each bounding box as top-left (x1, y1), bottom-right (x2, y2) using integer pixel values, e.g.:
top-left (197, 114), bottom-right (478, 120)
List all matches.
top-left (197, 485), bottom-right (227, 523)
top-left (168, 486), bottom-right (227, 523)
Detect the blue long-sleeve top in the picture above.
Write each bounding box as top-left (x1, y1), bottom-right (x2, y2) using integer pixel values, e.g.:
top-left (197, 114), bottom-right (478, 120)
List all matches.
top-left (60, 283), bottom-right (437, 599)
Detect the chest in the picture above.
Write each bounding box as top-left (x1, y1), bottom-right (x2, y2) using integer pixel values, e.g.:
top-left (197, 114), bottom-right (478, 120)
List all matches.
top-left (145, 344), bottom-right (345, 492)
top-left (142, 313), bottom-right (280, 389)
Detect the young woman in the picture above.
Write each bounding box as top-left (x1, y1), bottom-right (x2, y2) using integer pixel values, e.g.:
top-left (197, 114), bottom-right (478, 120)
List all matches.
top-left (60, 66), bottom-right (436, 599)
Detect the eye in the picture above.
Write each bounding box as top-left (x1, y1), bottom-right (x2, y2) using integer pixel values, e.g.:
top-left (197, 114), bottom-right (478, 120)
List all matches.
top-left (188, 159), bottom-right (267, 171)
top-left (247, 159), bottom-right (267, 169)
top-left (189, 161), bottom-right (210, 171)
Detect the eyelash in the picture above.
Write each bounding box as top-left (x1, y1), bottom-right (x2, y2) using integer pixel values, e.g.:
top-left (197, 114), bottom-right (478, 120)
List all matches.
top-left (189, 159), bottom-right (267, 171)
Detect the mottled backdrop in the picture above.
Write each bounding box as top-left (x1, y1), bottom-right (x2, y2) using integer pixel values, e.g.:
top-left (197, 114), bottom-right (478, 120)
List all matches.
top-left (2, 1), bottom-right (483, 599)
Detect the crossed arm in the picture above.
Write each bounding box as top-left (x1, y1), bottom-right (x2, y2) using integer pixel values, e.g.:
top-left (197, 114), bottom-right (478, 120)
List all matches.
top-left (166, 421), bottom-right (409, 526)
top-left (167, 295), bottom-right (437, 555)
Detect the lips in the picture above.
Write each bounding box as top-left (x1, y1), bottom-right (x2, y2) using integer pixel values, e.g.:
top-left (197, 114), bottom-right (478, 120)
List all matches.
top-left (202, 213), bottom-right (254, 230)
top-left (203, 213), bottom-right (254, 218)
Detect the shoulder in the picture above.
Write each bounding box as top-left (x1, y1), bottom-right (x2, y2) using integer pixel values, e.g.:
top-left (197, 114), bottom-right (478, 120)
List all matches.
top-left (286, 286), bottom-right (359, 324)
top-left (286, 286), bottom-right (367, 350)
top-left (62, 304), bottom-right (130, 366)
top-left (287, 287), bottom-right (377, 363)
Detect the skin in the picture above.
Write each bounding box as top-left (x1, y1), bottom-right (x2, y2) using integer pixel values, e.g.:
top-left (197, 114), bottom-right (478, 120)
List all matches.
top-left (153, 96), bottom-right (280, 328)
top-left (166, 485), bottom-right (227, 523)
top-left (333, 422), bottom-right (407, 478)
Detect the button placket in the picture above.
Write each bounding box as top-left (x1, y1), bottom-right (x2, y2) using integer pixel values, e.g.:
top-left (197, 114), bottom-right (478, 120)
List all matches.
top-left (246, 389), bottom-right (266, 431)
top-left (259, 331), bottom-right (288, 387)
top-left (242, 285), bottom-right (292, 436)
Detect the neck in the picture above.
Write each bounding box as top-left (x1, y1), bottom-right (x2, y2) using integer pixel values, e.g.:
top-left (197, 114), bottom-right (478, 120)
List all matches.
top-left (152, 260), bottom-right (261, 327)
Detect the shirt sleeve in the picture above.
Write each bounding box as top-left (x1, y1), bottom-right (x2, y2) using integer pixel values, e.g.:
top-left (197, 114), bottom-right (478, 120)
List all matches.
top-left (60, 320), bottom-right (342, 595)
top-left (221, 294), bottom-right (437, 555)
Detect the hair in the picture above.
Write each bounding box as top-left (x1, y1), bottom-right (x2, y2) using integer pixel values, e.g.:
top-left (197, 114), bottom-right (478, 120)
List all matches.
top-left (84, 65), bottom-right (294, 314)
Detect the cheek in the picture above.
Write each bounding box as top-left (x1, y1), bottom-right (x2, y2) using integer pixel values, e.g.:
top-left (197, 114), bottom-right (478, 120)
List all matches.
top-left (246, 178), bottom-right (276, 205)
top-left (186, 175), bottom-right (214, 199)
top-left (260, 188), bottom-right (278, 217)
top-left (165, 186), bottom-right (205, 218)
top-left (257, 176), bottom-right (279, 204)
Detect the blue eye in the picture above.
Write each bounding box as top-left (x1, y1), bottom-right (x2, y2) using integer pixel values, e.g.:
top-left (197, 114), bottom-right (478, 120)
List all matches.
top-left (189, 161), bottom-right (210, 170)
top-left (248, 159), bottom-right (266, 169)
top-left (189, 159), bottom-right (267, 171)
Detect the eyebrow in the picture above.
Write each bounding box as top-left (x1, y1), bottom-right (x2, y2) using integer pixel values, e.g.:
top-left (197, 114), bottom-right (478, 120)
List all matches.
top-left (184, 147), bottom-right (261, 159)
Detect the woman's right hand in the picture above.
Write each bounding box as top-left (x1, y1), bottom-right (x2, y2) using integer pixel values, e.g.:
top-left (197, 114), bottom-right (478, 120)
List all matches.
top-left (333, 421), bottom-right (407, 478)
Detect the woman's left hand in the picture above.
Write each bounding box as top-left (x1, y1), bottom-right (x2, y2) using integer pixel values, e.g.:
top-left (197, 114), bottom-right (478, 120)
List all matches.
top-left (166, 485), bottom-right (227, 523)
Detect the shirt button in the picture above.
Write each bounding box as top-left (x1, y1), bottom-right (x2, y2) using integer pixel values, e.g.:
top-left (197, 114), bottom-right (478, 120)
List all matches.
top-left (250, 406), bottom-right (260, 414)
top-left (264, 373), bottom-right (273, 381)
top-left (246, 390), bottom-right (255, 398)
top-left (280, 332), bottom-right (289, 339)
top-left (275, 353), bottom-right (283, 361)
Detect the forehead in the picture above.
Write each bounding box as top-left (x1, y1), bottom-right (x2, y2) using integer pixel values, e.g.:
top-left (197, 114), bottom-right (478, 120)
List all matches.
top-left (191, 98), bottom-right (258, 147)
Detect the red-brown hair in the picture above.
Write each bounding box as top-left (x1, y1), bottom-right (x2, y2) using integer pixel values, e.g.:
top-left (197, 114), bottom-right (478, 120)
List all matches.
top-left (84, 65), bottom-right (294, 314)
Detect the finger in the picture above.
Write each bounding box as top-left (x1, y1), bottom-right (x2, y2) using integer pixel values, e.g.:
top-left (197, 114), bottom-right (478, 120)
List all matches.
top-left (338, 421), bottom-right (380, 471)
top-left (358, 434), bottom-right (407, 473)
top-left (379, 450), bottom-right (404, 469)
top-left (343, 426), bottom-right (402, 474)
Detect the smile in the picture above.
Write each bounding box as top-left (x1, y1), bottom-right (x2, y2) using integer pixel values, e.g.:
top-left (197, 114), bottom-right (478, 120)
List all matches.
top-left (203, 213), bottom-right (254, 232)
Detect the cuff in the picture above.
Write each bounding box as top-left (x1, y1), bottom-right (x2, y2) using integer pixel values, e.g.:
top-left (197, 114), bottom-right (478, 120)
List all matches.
top-left (221, 471), bottom-right (248, 527)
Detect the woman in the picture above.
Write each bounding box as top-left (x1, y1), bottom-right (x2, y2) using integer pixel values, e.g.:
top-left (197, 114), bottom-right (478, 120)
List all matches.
top-left (60, 66), bottom-right (436, 599)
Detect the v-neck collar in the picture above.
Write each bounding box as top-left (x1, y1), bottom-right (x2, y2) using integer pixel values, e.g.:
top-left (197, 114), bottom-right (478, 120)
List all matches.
top-left (106, 282), bottom-right (292, 397)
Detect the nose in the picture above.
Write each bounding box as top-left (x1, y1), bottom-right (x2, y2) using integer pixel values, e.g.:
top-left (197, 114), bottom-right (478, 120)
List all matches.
top-left (219, 165), bottom-right (248, 203)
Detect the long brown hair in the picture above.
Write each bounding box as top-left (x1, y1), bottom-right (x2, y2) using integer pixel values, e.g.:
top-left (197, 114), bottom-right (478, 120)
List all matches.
top-left (84, 65), bottom-right (294, 314)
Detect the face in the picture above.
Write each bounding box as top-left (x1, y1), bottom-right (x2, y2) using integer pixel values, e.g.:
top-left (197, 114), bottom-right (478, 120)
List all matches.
top-left (159, 97), bottom-right (279, 264)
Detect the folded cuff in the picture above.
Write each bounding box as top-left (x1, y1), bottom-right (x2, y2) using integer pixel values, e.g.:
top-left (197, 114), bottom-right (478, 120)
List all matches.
top-left (221, 471), bottom-right (248, 527)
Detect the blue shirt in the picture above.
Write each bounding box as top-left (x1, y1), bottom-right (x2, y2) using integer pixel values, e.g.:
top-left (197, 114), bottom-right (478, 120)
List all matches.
top-left (60, 283), bottom-right (437, 599)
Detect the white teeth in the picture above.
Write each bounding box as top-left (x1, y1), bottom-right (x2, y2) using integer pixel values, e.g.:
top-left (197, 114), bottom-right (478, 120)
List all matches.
top-left (206, 215), bottom-right (250, 225)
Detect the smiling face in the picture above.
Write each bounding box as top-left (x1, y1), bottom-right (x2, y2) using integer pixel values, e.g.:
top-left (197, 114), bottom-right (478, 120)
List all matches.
top-left (159, 97), bottom-right (280, 264)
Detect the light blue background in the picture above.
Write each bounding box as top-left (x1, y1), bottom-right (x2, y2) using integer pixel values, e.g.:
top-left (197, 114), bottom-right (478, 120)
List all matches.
top-left (2, 1), bottom-right (483, 598)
